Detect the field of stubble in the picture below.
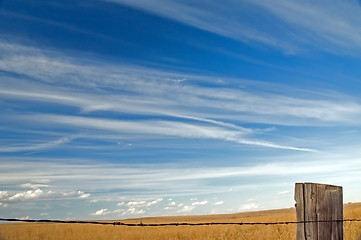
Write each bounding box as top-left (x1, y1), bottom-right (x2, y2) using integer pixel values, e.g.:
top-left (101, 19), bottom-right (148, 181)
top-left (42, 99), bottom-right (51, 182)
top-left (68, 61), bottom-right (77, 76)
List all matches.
top-left (1, 203), bottom-right (361, 240)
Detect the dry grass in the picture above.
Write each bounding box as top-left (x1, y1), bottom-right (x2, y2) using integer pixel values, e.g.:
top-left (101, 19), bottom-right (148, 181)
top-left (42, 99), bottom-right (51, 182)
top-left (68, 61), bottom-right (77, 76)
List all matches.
top-left (344, 202), bottom-right (361, 240)
top-left (1, 203), bottom-right (361, 240)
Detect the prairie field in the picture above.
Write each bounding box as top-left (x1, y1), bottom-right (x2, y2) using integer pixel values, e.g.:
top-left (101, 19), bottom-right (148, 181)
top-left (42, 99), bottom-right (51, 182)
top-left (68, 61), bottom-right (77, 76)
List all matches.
top-left (1, 202), bottom-right (361, 240)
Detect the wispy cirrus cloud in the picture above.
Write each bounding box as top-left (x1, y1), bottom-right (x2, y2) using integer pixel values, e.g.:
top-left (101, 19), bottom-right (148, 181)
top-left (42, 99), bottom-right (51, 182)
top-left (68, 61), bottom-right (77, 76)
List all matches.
top-left (20, 183), bottom-right (50, 189)
top-left (2, 41), bottom-right (361, 156)
top-left (251, 0), bottom-right (361, 53)
top-left (2, 153), bottom-right (361, 198)
top-left (1, 41), bottom-right (339, 152)
top-left (104, 0), bottom-right (297, 52)
top-left (105, 0), bottom-right (361, 54)
top-left (15, 113), bottom-right (314, 152)
top-left (2, 0), bottom-right (361, 220)
top-left (0, 137), bottom-right (70, 153)
top-left (1, 40), bottom-right (360, 128)
top-left (2, 150), bottom-right (361, 217)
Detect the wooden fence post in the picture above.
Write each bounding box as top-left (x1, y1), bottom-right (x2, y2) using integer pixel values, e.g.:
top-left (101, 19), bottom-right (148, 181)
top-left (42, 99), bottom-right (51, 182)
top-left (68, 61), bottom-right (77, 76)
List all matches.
top-left (294, 182), bottom-right (343, 240)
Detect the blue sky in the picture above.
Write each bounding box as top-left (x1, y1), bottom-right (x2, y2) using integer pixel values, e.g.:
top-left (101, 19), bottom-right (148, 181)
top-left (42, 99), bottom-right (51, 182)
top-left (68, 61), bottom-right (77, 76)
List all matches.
top-left (1, 0), bottom-right (361, 220)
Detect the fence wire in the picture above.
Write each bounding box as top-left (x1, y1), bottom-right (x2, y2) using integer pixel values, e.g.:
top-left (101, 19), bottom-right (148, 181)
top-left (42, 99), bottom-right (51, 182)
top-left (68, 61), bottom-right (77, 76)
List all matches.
top-left (1, 217), bottom-right (361, 227)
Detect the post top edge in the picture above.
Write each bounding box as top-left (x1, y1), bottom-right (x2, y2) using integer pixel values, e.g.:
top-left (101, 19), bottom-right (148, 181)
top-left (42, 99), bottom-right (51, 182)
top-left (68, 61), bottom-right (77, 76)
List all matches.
top-left (295, 182), bottom-right (342, 188)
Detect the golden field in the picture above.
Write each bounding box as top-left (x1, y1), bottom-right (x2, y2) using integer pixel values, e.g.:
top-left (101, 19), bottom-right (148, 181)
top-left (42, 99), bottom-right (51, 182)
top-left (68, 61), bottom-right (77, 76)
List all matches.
top-left (1, 202), bottom-right (361, 240)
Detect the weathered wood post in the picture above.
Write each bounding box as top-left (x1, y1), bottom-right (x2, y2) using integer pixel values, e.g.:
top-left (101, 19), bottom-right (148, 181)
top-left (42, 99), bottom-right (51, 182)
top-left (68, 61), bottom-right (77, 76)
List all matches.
top-left (295, 182), bottom-right (343, 240)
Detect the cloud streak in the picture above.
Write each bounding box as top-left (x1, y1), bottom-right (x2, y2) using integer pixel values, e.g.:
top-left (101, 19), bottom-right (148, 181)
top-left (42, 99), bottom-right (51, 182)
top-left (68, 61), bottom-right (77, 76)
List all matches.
top-left (104, 0), bottom-right (297, 52)
top-left (1, 153), bottom-right (361, 197)
top-left (16, 113), bottom-right (314, 152)
top-left (251, 0), bottom-right (361, 53)
top-left (0, 137), bottom-right (70, 153)
top-left (2, 149), bottom-right (361, 217)
top-left (105, 0), bottom-right (361, 54)
top-left (1, 40), bottom-right (361, 127)
top-left (1, 40), bottom-right (335, 152)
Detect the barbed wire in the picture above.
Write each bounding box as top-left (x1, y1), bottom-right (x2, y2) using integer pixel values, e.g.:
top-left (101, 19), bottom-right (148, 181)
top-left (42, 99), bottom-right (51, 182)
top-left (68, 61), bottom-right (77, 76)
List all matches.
top-left (1, 217), bottom-right (361, 227)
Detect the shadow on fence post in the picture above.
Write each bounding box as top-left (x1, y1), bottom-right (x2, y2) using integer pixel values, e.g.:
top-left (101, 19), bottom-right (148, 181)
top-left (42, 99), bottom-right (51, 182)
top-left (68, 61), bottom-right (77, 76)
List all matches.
top-left (295, 182), bottom-right (343, 240)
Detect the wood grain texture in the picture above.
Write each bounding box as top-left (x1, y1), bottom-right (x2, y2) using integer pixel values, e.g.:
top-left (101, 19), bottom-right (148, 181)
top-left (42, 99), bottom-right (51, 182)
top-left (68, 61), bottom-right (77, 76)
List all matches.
top-left (295, 183), bottom-right (343, 240)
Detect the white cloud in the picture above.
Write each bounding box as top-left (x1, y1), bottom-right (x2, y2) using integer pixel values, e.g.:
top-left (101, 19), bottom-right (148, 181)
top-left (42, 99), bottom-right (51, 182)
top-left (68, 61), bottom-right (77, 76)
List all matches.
top-left (62, 191), bottom-right (91, 199)
top-left (32, 179), bottom-right (51, 184)
top-left (77, 191), bottom-right (91, 199)
top-left (117, 207), bottom-right (145, 216)
top-left (0, 191), bottom-right (9, 200)
top-left (214, 201), bottom-right (224, 205)
top-left (192, 200), bottom-right (208, 206)
top-left (113, 198), bottom-right (163, 216)
top-left (127, 208), bottom-right (145, 215)
top-left (20, 183), bottom-right (50, 189)
top-left (177, 205), bottom-right (196, 213)
top-left (0, 187), bottom-right (90, 204)
top-left (147, 198), bottom-right (163, 206)
top-left (127, 200), bottom-right (146, 207)
top-left (8, 189), bottom-right (44, 202)
top-left (92, 208), bottom-right (111, 216)
top-left (164, 201), bottom-right (179, 210)
top-left (239, 203), bottom-right (260, 211)
top-left (0, 192), bottom-right (9, 206)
